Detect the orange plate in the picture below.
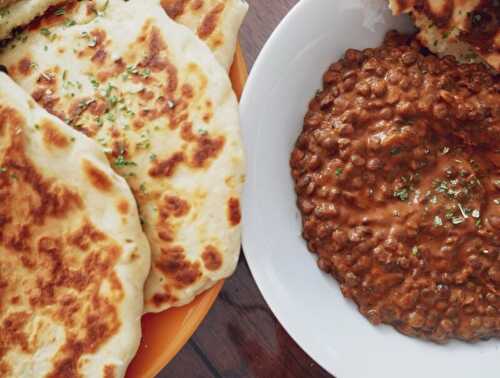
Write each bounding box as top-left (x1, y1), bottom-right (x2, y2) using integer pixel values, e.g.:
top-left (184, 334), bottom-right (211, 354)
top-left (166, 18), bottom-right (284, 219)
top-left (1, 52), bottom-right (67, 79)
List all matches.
top-left (125, 44), bottom-right (248, 378)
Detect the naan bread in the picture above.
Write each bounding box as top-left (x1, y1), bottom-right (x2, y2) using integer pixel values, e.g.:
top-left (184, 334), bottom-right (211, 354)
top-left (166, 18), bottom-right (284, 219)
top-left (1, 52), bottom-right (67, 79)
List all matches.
top-left (160, 0), bottom-right (248, 70)
top-left (388, 0), bottom-right (500, 71)
top-left (0, 72), bottom-right (150, 377)
top-left (0, 0), bottom-right (63, 41)
top-left (0, 0), bottom-right (244, 313)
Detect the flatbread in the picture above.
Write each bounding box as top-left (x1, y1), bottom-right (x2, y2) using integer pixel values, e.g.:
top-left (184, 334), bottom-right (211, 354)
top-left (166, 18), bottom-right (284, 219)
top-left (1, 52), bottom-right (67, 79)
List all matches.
top-left (0, 72), bottom-right (150, 377)
top-left (388, 0), bottom-right (500, 71)
top-left (0, 0), bottom-right (244, 313)
top-left (0, 0), bottom-right (63, 41)
top-left (160, 0), bottom-right (248, 70)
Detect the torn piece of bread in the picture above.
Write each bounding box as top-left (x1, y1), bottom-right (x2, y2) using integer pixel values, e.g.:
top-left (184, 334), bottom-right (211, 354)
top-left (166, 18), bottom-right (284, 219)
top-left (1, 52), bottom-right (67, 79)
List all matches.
top-left (388, 0), bottom-right (499, 71)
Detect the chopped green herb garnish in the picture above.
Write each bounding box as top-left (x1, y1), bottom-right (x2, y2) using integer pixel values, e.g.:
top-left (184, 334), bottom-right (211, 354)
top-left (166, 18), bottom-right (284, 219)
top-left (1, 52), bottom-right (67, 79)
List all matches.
top-left (114, 155), bottom-right (137, 168)
top-left (64, 19), bottom-right (76, 28)
top-left (471, 13), bottom-right (482, 25)
top-left (90, 78), bottom-right (100, 88)
top-left (127, 65), bottom-right (139, 75)
top-left (335, 168), bottom-right (343, 176)
top-left (434, 216), bottom-right (443, 226)
top-left (40, 28), bottom-right (56, 41)
top-left (149, 153), bottom-right (157, 161)
top-left (390, 147), bottom-right (401, 156)
top-left (54, 7), bottom-right (65, 16)
top-left (394, 188), bottom-right (409, 201)
top-left (0, 167), bottom-right (6, 173)
top-left (451, 216), bottom-right (465, 225)
top-left (411, 246), bottom-right (419, 256)
top-left (441, 146), bottom-right (450, 155)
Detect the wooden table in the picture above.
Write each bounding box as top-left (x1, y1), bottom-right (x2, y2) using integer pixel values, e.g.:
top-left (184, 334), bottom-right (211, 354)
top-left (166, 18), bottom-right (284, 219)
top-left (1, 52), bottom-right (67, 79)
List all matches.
top-left (158, 1), bottom-right (333, 377)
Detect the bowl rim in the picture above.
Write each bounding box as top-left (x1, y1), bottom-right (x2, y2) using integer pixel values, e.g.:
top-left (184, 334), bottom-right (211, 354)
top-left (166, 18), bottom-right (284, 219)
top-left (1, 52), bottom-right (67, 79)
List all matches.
top-left (240, 0), bottom-right (500, 377)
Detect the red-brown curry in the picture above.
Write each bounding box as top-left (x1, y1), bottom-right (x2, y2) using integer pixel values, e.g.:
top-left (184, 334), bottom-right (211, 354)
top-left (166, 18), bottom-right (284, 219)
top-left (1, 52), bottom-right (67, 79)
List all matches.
top-left (291, 31), bottom-right (500, 343)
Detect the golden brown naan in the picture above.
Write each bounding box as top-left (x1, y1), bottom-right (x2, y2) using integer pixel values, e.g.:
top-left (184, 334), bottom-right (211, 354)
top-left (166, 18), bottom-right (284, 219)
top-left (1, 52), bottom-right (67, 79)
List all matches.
top-left (389, 0), bottom-right (500, 71)
top-left (0, 0), bottom-right (244, 313)
top-left (160, 0), bottom-right (248, 70)
top-left (0, 72), bottom-right (150, 377)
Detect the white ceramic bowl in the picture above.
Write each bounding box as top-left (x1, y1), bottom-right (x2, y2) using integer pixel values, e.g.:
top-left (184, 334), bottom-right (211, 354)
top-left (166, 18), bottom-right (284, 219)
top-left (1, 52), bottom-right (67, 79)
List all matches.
top-left (240, 0), bottom-right (500, 377)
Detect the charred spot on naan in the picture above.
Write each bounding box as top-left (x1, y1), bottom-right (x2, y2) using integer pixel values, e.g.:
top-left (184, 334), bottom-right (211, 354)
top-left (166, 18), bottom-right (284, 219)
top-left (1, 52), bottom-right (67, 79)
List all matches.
top-left (117, 199), bottom-right (130, 215)
top-left (157, 221), bottom-right (175, 242)
top-left (40, 119), bottom-right (70, 149)
top-left (227, 197), bottom-right (241, 226)
top-left (104, 365), bottom-right (117, 378)
top-left (159, 195), bottom-right (191, 218)
top-left (191, 134), bottom-right (225, 167)
top-left (149, 151), bottom-right (185, 177)
top-left (136, 21), bottom-right (170, 72)
top-left (155, 195), bottom-right (190, 242)
top-left (66, 220), bottom-right (107, 251)
top-left (76, 28), bottom-right (110, 67)
top-left (96, 58), bottom-right (127, 83)
top-left (197, 3), bottom-right (224, 40)
top-left (82, 159), bottom-right (113, 192)
top-left (161, 0), bottom-right (191, 19)
top-left (202, 245), bottom-right (223, 271)
top-left (151, 291), bottom-right (177, 307)
top-left (17, 57), bottom-right (34, 77)
top-left (156, 245), bottom-right (202, 289)
top-left (0, 312), bottom-right (32, 365)
top-left (31, 86), bottom-right (61, 118)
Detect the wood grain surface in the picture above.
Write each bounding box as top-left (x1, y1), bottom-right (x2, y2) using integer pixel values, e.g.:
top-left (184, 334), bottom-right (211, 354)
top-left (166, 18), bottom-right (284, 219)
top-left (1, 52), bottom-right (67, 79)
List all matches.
top-left (158, 1), bottom-right (333, 377)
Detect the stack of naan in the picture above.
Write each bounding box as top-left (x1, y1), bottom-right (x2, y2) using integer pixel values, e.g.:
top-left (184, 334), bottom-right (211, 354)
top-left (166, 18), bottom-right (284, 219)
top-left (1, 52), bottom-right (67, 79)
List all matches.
top-left (388, 0), bottom-right (499, 71)
top-left (0, 0), bottom-right (247, 376)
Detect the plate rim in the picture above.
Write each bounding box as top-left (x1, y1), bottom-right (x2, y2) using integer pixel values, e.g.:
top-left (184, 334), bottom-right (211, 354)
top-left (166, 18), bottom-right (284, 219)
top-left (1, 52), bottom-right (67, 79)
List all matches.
top-left (240, 0), bottom-right (334, 374)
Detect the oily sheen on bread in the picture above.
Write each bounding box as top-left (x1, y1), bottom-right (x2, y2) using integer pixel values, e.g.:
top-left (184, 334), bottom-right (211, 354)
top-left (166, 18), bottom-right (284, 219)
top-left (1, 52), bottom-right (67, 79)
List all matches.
top-left (0, 72), bottom-right (150, 377)
top-left (0, 0), bottom-right (64, 41)
top-left (160, 0), bottom-right (248, 70)
top-left (0, 0), bottom-right (245, 313)
top-left (388, 0), bottom-right (499, 71)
